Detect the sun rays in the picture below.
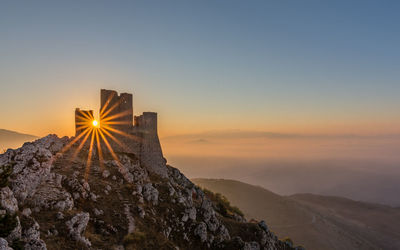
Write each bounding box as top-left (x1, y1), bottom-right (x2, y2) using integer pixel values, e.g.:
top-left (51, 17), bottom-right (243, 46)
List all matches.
top-left (60, 104), bottom-right (135, 180)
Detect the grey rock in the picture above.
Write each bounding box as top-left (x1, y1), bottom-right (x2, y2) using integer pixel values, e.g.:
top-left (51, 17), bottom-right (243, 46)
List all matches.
top-left (0, 238), bottom-right (12, 250)
top-left (94, 208), bottom-right (103, 216)
top-left (112, 245), bottom-right (125, 250)
top-left (21, 217), bottom-right (46, 250)
top-left (65, 212), bottom-right (91, 247)
top-left (124, 204), bottom-right (135, 234)
top-left (82, 180), bottom-right (90, 191)
top-left (181, 214), bottom-right (189, 222)
top-left (109, 159), bottom-right (134, 183)
top-left (102, 169), bottom-right (110, 178)
top-left (194, 222), bottom-right (207, 243)
top-left (217, 225), bottom-right (231, 242)
top-left (164, 227), bottom-right (172, 238)
top-left (22, 208), bottom-right (32, 217)
top-left (186, 207), bottom-right (196, 221)
top-left (0, 187), bottom-right (18, 214)
top-left (142, 183), bottom-right (159, 205)
top-left (90, 193), bottom-right (97, 202)
top-left (137, 206), bottom-right (145, 218)
top-left (258, 220), bottom-right (268, 232)
top-left (29, 184), bottom-right (74, 211)
top-left (119, 155), bottom-right (148, 183)
top-left (72, 192), bottom-right (80, 200)
top-left (136, 185), bottom-right (142, 194)
top-left (56, 212), bottom-right (64, 220)
top-left (243, 241), bottom-right (260, 250)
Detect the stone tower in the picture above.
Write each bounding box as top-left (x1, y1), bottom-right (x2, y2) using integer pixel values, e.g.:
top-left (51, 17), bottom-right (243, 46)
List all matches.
top-left (74, 89), bottom-right (167, 177)
top-left (75, 108), bottom-right (94, 136)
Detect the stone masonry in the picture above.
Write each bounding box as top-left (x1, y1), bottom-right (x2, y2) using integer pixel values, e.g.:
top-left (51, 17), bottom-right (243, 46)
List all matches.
top-left (75, 89), bottom-right (167, 177)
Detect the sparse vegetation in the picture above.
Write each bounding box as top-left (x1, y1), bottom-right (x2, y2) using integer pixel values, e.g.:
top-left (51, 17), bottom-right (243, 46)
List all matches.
top-left (0, 212), bottom-right (18, 237)
top-left (282, 237), bottom-right (294, 247)
top-left (122, 230), bottom-right (175, 250)
top-left (0, 163), bottom-right (13, 188)
top-left (11, 239), bottom-right (24, 250)
top-left (123, 231), bottom-right (146, 244)
top-left (201, 188), bottom-right (244, 217)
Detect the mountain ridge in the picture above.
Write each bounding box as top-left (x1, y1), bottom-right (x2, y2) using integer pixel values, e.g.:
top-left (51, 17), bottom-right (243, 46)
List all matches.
top-left (0, 129), bottom-right (38, 152)
top-left (193, 178), bottom-right (400, 250)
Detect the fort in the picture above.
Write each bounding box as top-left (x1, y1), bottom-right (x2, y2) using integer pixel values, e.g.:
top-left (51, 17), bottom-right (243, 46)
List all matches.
top-left (75, 89), bottom-right (167, 177)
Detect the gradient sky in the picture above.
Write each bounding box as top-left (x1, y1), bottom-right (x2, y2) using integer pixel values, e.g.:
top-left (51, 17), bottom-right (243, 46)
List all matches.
top-left (1, 0), bottom-right (400, 137)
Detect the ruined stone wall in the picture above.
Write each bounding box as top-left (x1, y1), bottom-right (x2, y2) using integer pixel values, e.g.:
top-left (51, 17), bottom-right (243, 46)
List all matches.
top-left (134, 112), bottom-right (167, 177)
top-left (100, 89), bottom-right (133, 133)
top-left (75, 89), bottom-right (167, 177)
top-left (75, 108), bottom-right (94, 136)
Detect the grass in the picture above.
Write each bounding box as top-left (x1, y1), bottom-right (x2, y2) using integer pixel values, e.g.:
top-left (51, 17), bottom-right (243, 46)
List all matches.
top-left (123, 230), bottom-right (176, 250)
top-left (123, 231), bottom-right (146, 244)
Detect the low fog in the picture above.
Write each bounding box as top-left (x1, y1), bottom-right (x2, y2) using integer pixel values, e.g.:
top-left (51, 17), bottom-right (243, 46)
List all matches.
top-left (162, 130), bottom-right (400, 206)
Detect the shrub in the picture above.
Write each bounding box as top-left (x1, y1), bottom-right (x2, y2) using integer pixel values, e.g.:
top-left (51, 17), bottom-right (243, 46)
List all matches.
top-left (282, 237), bottom-right (294, 247)
top-left (0, 164), bottom-right (13, 188)
top-left (201, 188), bottom-right (245, 218)
top-left (0, 213), bottom-right (18, 237)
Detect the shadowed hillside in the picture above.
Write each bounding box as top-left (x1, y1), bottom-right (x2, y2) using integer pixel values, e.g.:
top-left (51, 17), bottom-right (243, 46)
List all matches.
top-left (0, 129), bottom-right (38, 152)
top-left (193, 178), bottom-right (400, 250)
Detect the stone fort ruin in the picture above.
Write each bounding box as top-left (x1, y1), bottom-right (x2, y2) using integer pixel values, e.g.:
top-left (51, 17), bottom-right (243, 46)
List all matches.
top-left (75, 89), bottom-right (167, 177)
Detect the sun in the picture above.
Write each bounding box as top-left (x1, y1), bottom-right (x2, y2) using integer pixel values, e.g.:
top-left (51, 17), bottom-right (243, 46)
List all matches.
top-left (92, 120), bottom-right (99, 128)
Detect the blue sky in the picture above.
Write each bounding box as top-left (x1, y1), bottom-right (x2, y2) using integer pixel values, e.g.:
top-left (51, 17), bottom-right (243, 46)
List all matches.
top-left (0, 0), bottom-right (399, 136)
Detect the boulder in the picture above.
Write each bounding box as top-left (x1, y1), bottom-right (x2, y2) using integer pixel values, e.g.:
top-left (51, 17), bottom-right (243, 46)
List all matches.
top-left (65, 212), bottom-right (91, 247)
top-left (0, 187), bottom-right (18, 214)
top-left (142, 183), bottom-right (159, 205)
top-left (0, 238), bottom-right (12, 250)
top-left (194, 222), bottom-right (208, 243)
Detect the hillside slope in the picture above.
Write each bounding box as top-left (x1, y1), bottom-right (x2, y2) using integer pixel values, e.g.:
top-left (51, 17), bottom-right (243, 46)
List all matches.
top-left (0, 129), bottom-right (38, 152)
top-left (193, 178), bottom-right (400, 250)
top-left (0, 135), bottom-right (295, 249)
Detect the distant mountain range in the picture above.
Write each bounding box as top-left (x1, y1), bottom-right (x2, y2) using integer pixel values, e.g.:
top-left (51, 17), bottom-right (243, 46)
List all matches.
top-left (193, 178), bottom-right (400, 250)
top-left (0, 128), bottom-right (38, 152)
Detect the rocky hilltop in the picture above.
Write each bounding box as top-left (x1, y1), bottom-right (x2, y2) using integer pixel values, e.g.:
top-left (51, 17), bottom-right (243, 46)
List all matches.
top-left (0, 135), bottom-right (296, 250)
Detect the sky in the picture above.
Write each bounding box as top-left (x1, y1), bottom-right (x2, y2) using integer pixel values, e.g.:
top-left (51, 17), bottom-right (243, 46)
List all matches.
top-left (1, 0), bottom-right (400, 137)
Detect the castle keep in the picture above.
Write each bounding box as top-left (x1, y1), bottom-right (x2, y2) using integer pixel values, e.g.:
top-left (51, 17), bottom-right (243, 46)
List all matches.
top-left (75, 89), bottom-right (167, 177)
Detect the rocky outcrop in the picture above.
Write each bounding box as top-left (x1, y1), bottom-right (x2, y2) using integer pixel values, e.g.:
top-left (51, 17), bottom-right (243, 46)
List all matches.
top-left (141, 183), bottom-right (159, 205)
top-left (65, 212), bottom-right (91, 247)
top-left (0, 238), bottom-right (12, 250)
top-left (0, 187), bottom-right (18, 214)
top-left (0, 134), bottom-right (296, 250)
top-left (21, 217), bottom-right (47, 250)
